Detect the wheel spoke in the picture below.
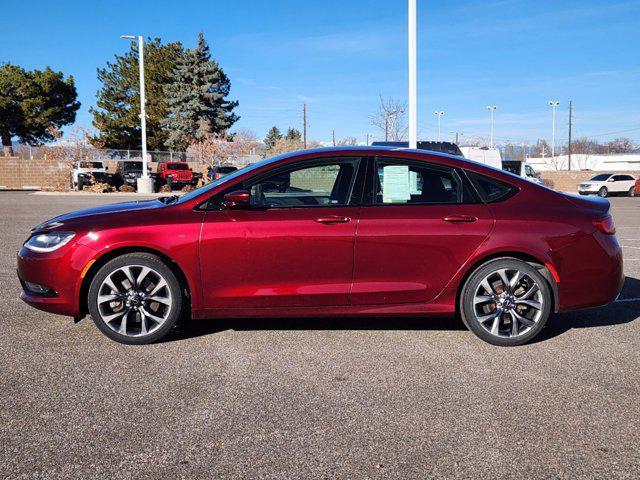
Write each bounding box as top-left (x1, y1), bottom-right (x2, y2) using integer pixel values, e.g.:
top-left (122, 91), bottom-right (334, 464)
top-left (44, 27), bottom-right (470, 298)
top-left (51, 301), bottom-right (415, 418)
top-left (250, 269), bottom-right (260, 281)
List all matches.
top-left (139, 310), bottom-right (148, 335)
top-left (518, 284), bottom-right (539, 300)
top-left (511, 309), bottom-right (535, 328)
top-left (122, 266), bottom-right (136, 289)
top-left (480, 279), bottom-right (496, 296)
top-left (509, 311), bottom-right (519, 336)
top-left (474, 295), bottom-right (494, 305)
top-left (118, 309), bottom-right (129, 334)
top-left (477, 309), bottom-right (501, 324)
top-left (102, 307), bottom-right (129, 324)
top-left (104, 276), bottom-right (124, 295)
top-left (149, 279), bottom-right (167, 296)
top-left (516, 299), bottom-right (542, 310)
top-left (140, 307), bottom-right (166, 325)
top-left (490, 315), bottom-right (501, 335)
top-left (496, 269), bottom-right (510, 293)
top-left (136, 267), bottom-right (152, 289)
top-left (148, 295), bottom-right (171, 305)
top-left (98, 294), bottom-right (120, 305)
top-left (508, 271), bottom-right (522, 293)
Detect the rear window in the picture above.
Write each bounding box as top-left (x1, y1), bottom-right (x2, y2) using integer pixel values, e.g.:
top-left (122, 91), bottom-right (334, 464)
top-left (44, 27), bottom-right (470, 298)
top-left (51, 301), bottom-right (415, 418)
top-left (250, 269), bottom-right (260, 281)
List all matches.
top-left (467, 172), bottom-right (516, 203)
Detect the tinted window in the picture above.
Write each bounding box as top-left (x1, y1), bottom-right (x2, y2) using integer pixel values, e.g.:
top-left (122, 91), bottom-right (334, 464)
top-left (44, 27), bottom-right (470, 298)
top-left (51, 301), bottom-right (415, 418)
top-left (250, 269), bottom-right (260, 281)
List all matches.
top-left (590, 174), bottom-right (611, 181)
top-left (374, 159), bottom-right (461, 205)
top-left (167, 163), bottom-right (188, 170)
top-left (79, 162), bottom-right (104, 169)
top-left (247, 159), bottom-right (359, 208)
top-left (467, 172), bottom-right (515, 202)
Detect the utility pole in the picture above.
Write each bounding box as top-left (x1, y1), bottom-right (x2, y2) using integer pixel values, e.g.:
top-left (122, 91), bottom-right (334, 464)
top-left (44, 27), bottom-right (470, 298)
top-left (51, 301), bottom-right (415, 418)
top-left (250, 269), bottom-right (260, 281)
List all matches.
top-left (332, 130), bottom-right (336, 146)
top-left (365, 133), bottom-right (370, 146)
top-left (302, 103), bottom-right (307, 149)
top-left (434, 111), bottom-right (445, 142)
top-left (548, 100), bottom-right (560, 161)
top-left (408, 0), bottom-right (417, 149)
top-left (486, 105), bottom-right (497, 148)
top-left (568, 100), bottom-right (573, 171)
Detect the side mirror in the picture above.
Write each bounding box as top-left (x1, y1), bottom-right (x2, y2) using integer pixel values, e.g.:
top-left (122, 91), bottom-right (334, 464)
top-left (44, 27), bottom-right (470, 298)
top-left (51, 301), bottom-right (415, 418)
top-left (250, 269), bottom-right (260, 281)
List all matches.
top-left (608, 178), bottom-right (615, 182)
top-left (105, 166), bottom-right (108, 171)
top-left (223, 190), bottom-right (251, 209)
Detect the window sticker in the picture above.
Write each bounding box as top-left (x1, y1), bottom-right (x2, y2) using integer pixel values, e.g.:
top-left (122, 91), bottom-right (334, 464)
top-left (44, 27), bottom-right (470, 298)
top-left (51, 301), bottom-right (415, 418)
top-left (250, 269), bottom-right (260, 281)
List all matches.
top-left (382, 165), bottom-right (411, 203)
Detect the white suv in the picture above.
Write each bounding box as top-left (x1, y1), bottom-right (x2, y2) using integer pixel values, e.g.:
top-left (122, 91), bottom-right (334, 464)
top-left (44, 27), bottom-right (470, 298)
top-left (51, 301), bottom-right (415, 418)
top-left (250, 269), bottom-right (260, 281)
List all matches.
top-left (578, 173), bottom-right (636, 197)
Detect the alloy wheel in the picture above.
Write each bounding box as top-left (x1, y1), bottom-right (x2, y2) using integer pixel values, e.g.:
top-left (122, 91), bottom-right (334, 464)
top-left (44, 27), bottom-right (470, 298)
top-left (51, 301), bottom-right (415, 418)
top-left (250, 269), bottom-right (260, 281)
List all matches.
top-left (472, 268), bottom-right (544, 339)
top-left (96, 265), bottom-right (172, 337)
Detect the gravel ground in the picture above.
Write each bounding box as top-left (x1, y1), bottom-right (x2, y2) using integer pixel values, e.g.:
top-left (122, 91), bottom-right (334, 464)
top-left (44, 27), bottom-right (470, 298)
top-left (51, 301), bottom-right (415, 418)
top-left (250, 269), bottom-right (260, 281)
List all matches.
top-left (1, 191), bottom-right (639, 479)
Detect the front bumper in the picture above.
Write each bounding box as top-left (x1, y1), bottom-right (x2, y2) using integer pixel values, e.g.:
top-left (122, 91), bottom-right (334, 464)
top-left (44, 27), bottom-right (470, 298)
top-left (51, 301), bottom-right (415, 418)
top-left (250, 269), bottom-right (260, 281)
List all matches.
top-left (17, 243), bottom-right (97, 317)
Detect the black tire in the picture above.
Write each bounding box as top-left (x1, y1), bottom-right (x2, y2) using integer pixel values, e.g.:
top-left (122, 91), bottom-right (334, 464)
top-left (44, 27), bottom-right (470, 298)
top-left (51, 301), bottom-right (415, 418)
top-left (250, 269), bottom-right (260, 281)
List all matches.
top-left (460, 258), bottom-right (552, 346)
top-left (598, 187), bottom-right (608, 198)
top-left (629, 187), bottom-right (636, 197)
top-left (77, 177), bottom-right (84, 191)
top-left (87, 253), bottom-right (183, 344)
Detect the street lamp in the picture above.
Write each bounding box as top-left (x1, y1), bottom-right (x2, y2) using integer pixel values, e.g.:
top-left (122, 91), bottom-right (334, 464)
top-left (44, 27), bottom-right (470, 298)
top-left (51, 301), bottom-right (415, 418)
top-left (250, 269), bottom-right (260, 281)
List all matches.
top-left (486, 105), bottom-right (497, 148)
top-left (121, 34), bottom-right (152, 193)
top-left (548, 100), bottom-right (560, 161)
top-left (434, 111), bottom-right (445, 142)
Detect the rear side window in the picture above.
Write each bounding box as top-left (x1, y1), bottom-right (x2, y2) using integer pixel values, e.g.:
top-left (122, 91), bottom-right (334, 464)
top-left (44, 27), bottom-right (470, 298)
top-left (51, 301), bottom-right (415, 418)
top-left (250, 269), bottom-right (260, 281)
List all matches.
top-left (374, 159), bottom-right (462, 205)
top-left (467, 172), bottom-right (516, 203)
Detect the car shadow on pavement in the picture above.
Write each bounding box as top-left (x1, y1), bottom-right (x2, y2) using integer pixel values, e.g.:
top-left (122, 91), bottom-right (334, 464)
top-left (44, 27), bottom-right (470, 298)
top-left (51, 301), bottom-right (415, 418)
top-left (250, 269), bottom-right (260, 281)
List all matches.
top-left (165, 277), bottom-right (640, 344)
top-left (535, 276), bottom-right (640, 343)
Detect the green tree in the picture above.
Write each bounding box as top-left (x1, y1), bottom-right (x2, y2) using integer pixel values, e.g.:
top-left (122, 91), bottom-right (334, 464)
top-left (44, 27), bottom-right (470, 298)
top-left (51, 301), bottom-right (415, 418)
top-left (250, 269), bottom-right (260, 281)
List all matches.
top-left (0, 63), bottom-right (79, 156)
top-left (284, 127), bottom-right (301, 141)
top-left (264, 126), bottom-right (282, 150)
top-left (163, 33), bottom-right (239, 151)
top-left (90, 38), bottom-right (183, 150)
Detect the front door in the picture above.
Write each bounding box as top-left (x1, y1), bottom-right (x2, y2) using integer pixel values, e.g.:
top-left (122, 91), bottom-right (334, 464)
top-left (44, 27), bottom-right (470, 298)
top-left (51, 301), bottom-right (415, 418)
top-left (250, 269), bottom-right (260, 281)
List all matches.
top-left (199, 157), bottom-right (362, 308)
top-left (352, 157), bottom-right (494, 305)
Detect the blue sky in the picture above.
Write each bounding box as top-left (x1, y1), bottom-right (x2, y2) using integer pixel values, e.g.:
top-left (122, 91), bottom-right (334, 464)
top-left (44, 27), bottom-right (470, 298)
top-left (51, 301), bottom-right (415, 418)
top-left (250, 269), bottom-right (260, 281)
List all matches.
top-left (2, 0), bottom-right (639, 146)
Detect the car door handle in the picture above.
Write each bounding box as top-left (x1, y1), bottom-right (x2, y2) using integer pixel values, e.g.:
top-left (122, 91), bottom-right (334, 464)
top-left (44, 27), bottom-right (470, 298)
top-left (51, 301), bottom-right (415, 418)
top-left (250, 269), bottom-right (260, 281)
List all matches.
top-left (315, 216), bottom-right (351, 224)
top-left (442, 215), bottom-right (478, 223)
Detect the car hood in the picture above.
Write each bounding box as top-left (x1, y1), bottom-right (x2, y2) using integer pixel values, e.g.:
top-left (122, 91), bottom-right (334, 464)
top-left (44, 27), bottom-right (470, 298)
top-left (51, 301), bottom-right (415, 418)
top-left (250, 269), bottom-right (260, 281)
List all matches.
top-left (33, 200), bottom-right (164, 232)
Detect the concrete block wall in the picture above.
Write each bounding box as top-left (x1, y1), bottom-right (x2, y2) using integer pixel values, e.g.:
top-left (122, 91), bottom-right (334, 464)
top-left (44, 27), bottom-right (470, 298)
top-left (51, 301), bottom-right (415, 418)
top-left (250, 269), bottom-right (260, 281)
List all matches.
top-left (539, 170), bottom-right (638, 192)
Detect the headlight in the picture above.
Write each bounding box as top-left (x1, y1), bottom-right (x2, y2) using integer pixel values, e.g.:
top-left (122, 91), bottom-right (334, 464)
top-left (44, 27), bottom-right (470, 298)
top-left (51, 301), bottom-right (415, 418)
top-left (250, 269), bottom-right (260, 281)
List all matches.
top-left (24, 231), bottom-right (75, 252)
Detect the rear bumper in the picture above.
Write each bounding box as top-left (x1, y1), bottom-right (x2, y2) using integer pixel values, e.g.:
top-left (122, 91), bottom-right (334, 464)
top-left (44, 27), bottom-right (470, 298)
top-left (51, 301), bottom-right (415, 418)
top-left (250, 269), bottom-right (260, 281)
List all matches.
top-left (554, 231), bottom-right (624, 311)
top-left (16, 243), bottom-right (97, 317)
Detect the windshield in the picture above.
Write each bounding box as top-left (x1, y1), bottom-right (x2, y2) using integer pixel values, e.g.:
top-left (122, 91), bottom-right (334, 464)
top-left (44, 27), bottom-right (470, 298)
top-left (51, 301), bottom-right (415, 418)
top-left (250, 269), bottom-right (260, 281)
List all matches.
top-left (167, 163), bottom-right (188, 170)
top-left (79, 162), bottom-right (104, 169)
top-left (122, 162), bottom-right (142, 171)
top-left (590, 174), bottom-right (611, 181)
top-left (175, 155), bottom-right (285, 204)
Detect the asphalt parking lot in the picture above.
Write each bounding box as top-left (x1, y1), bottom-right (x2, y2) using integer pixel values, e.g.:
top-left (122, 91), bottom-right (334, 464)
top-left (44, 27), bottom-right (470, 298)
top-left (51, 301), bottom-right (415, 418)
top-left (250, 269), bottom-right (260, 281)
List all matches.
top-left (1, 191), bottom-right (639, 479)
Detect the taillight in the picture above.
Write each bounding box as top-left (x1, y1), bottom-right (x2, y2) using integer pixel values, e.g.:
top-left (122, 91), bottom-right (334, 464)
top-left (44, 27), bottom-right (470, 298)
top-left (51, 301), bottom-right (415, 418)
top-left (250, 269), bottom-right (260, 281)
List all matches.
top-left (214, 173), bottom-right (221, 180)
top-left (593, 215), bottom-right (616, 235)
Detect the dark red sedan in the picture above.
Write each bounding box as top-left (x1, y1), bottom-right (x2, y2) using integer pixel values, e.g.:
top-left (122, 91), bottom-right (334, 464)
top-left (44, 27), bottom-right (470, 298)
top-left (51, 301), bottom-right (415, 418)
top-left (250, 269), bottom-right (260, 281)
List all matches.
top-left (17, 147), bottom-right (624, 346)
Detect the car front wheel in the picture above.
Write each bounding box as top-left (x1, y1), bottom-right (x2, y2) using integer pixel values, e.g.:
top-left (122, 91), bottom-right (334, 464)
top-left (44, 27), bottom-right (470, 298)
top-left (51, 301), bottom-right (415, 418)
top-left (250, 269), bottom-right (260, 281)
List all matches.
top-left (87, 253), bottom-right (183, 344)
top-left (460, 258), bottom-right (551, 346)
top-left (598, 187), bottom-right (608, 197)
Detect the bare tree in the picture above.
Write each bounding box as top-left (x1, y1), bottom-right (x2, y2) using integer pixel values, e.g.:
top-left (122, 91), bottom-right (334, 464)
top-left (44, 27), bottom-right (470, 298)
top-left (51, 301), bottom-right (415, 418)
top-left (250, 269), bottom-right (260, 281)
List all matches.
top-left (370, 94), bottom-right (407, 141)
top-left (605, 137), bottom-right (635, 154)
top-left (337, 136), bottom-right (357, 146)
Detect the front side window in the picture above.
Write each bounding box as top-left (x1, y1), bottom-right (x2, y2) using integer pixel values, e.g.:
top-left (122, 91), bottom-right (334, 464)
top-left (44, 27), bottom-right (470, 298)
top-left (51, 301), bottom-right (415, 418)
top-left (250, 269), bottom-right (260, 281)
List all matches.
top-left (374, 159), bottom-right (462, 205)
top-left (247, 159), bottom-right (359, 208)
top-left (590, 174), bottom-right (611, 182)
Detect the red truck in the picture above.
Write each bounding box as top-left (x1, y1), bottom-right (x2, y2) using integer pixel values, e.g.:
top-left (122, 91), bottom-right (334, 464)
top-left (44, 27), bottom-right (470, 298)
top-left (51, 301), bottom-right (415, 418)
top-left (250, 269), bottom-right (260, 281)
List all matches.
top-left (155, 162), bottom-right (199, 191)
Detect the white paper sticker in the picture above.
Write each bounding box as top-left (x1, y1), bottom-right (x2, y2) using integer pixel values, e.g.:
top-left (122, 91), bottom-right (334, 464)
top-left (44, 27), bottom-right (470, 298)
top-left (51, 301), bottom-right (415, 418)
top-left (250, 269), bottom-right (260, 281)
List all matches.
top-left (382, 165), bottom-right (411, 203)
top-left (409, 170), bottom-right (420, 195)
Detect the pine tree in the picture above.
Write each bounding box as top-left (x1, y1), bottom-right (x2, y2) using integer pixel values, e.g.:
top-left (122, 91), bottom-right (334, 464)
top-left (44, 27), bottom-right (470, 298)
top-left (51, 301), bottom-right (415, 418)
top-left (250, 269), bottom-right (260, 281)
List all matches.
top-left (264, 126), bottom-right (282, 150)
top-left (163, 32), bottom-right (239, 151)
top-left (91, 38), bottom-right (183, 150)
top-left (1, 63), bottom-right (79, 155)
top-left (284, 127), bottom-right (301, 141)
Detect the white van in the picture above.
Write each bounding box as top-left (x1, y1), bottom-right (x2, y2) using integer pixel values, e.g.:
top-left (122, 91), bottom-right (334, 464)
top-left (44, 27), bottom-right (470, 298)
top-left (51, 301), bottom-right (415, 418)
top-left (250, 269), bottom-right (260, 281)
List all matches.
top-left (502, 161), bottom-right (543, 184)
top-left (459, 147), bottom-right (502, 170)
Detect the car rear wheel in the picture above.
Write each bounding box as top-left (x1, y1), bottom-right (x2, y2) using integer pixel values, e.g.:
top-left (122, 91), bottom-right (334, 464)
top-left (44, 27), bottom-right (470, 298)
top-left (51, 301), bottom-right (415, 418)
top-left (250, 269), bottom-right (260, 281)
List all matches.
top-left (460, 258), bottom-right (551, 346)
top-left (629, 186), bottom-right (635, 197)
top-left (598, 187), bottom-right (608, 198)
top-left (88, 253), bottom-right (183, 344)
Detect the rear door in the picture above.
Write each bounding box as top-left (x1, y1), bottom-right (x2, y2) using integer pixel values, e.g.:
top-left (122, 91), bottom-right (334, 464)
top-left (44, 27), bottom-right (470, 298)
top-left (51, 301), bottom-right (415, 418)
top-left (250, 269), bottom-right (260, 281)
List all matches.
top-left (352, 157), bottom-right (494, 305)
top-left (199, 157), bottom-right (364, 308)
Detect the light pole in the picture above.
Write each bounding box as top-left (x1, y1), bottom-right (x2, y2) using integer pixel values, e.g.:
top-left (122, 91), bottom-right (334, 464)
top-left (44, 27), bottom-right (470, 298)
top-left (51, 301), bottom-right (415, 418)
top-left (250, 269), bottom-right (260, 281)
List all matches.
top-left (434, 111), bottom-right (445, 142)
top-left (408, 0), bottom-right (417, 149)
top-left (121, 34), bottom-right (152, 193)
top-left (548, 100), bottom-right (560, 161)
top-left (486, 105), bottom-right (497, 148)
